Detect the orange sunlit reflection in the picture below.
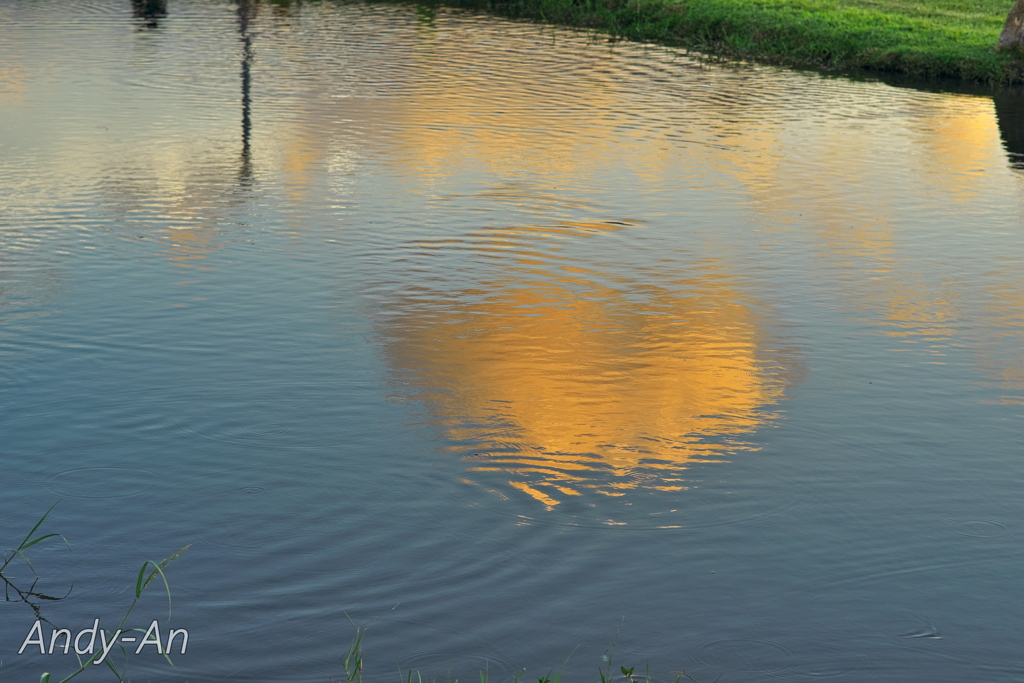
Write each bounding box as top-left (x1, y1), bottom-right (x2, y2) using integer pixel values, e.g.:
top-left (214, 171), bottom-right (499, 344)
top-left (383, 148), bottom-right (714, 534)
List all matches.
top-left (380, 221), bottom-right (789, 509)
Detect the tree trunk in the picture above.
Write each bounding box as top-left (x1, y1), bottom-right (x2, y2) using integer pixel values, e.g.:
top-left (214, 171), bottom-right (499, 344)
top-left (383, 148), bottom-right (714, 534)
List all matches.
top-left (999, 0), bottom-right (1024, 51)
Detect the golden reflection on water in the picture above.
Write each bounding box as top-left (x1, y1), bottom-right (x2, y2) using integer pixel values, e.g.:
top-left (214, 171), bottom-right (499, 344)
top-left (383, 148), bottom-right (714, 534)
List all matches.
top-left (358, 21), bottom-right (1024, 505)
top-left (6, 2), bottom-right (1024, 463)
top-left (373, 27), bottom-right (785, 510)
top-left (698, 90), bottom-right (1006, 357)
top-left (915, 96), bottom-right (1004, 202)
top-left (381, 222), bottom-right (788, 509)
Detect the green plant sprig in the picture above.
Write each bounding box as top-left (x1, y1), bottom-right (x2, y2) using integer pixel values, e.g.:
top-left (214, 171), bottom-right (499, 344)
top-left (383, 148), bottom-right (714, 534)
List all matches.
top-left (3, 504), bottom-right (189, 683)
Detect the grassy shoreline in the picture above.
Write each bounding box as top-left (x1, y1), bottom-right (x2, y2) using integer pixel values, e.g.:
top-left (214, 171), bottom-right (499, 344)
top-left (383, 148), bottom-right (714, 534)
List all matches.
top-left (431, 0), bottom-right (1024, 84)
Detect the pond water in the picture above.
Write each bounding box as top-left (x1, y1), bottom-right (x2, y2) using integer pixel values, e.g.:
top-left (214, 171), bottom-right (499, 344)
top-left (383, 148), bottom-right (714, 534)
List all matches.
top-left (3, 1), bottom-right (1024, 681)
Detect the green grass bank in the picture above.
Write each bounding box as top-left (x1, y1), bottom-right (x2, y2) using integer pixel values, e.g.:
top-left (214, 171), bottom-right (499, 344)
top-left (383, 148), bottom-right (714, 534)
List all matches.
top-left (433, 0), bottom-right (1024, 83)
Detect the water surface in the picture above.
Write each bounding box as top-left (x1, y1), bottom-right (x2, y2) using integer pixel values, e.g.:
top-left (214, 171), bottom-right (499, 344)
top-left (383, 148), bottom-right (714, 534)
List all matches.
top-left (3, 1), bottom-right (1024, 681)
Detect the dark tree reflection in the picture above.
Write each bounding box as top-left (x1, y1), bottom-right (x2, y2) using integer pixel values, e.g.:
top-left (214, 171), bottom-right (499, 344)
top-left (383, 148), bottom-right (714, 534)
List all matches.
top-left (131, 0), bottom-right (167, 29)
top-left (993, 88), bottom-right (1024, 170)
top-left (238, 0), bottom-right (256, 183)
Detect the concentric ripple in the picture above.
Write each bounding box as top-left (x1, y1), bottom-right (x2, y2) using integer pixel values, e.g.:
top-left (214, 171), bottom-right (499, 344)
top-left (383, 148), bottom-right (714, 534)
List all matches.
top-left (941, 518), bottom-right (1015, 538)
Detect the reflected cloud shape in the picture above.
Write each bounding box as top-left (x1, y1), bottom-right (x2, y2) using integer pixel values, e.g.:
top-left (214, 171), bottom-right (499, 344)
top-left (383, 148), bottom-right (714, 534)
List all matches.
top-left (378, 219), bottom-right (792, 509)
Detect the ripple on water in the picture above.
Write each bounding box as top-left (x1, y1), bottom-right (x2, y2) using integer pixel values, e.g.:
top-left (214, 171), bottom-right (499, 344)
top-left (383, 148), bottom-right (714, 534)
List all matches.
top-left (686, 637), bottom-right (873, 681)
top-left (185, 479), bottom-right (337, 553)
top-left (46, 466), bottom-right (159, 500)
top-left (883, 612), bottom-right (943, 640)
top-left (181, 476), bottom-right (418, 572)
top-left (691, 639), bottom-right (796, 678)
top-left (174, 413), bottom-right (299, 449)
top-left (941, 518), bottom-right (1015, 538)
top-left (784, 643), bottom-right (872, 679)
top-left (466, 472), bottom-right (824, 533)
top-left (374, 610), bottom-right (523, 676)
top-left (165, 383), bottom-right (366, 452)
top-left (395, 650), bottom-right (518, 682)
